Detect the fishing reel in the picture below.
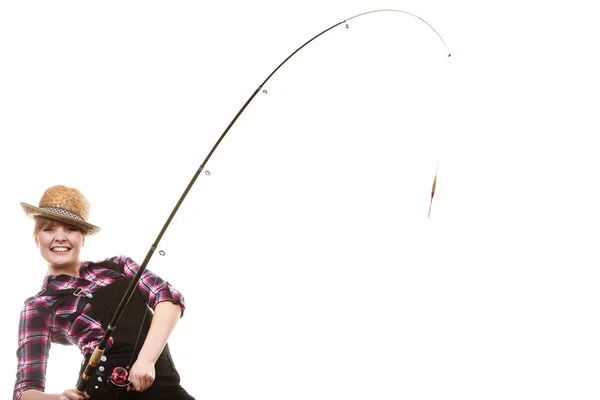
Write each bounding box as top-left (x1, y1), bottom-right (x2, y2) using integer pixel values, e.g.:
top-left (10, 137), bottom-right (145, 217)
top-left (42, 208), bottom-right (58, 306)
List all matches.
top-left (85, 357), bottom-right (131, 398)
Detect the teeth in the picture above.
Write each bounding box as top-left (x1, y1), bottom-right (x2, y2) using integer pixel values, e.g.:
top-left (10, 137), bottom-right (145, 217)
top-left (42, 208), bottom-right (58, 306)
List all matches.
top-left (52, 247), bottom-right (70, 253)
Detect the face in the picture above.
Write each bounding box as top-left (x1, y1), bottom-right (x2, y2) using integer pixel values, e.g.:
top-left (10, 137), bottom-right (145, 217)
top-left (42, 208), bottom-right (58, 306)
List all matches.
top-left (35, 220), bottom-right (85, 274)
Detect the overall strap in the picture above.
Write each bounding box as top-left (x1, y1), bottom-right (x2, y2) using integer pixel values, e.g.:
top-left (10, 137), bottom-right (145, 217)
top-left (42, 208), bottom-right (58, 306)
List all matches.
top-left (36, 259), bottom-right (125, 298)
top-left (37, 287), bottom-right (92, 297)
top-left (36, 260), bottom-right (125, 298)
top-left (35, 287), bottom-right (92, 317)
top-left (87, 259), bottom-right (125, 274)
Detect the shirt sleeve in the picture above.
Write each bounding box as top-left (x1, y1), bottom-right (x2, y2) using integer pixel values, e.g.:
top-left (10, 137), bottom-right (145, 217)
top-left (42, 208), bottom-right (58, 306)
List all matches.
top-left (112, 255), bottom-right (186, 316)
top-left (13, 299), bottom-right (52, 400)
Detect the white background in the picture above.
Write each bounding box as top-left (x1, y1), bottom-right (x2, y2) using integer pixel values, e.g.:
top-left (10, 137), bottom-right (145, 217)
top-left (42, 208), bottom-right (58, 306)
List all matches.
top-left (1, 1), bottom-right (599, 399)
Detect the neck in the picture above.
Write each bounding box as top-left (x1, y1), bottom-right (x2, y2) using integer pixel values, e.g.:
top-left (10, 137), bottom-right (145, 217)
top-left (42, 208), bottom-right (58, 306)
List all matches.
top-left (47, 261), bottom-right (81, 277)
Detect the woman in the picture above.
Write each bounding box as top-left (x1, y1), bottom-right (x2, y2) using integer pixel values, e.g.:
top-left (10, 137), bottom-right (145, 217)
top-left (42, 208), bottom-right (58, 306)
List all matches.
top-left (14, 185), bottom-right (194, 400)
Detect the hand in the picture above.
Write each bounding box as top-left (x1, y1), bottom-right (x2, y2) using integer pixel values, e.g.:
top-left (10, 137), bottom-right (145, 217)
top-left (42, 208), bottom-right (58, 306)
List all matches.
top-left (59, 389), bottom-right (89, 400)
top-left (128, 358), bottom-right (156, 392)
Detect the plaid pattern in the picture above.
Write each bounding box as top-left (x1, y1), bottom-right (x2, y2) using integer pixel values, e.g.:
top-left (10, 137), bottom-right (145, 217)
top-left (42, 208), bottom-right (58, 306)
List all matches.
top-left (13, 255), bottom-right (185, 400)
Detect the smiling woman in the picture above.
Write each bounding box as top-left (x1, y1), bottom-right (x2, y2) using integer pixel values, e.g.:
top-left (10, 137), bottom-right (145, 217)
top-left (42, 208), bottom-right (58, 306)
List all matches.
top-left (13, 185), bottom-right (194, 400)
top-left (32, 218), bottom-right (86, 277)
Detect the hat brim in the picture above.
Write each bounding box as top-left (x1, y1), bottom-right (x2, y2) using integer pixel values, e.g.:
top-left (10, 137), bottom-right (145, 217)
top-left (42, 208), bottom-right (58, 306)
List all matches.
top-left (21, 202), bottom-right (101, 236)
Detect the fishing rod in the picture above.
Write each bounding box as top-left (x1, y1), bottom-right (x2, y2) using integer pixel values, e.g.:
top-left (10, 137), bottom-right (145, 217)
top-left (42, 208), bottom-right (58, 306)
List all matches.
top-left (75, 8), bottom-right (450, 395)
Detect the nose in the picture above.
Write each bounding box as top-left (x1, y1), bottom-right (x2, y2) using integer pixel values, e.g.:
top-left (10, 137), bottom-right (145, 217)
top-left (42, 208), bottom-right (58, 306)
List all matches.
top-left (53, 227), bottom-right (68, 242)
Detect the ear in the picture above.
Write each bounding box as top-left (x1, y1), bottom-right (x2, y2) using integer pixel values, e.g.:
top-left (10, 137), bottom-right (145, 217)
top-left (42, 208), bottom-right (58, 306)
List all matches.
top-left (34, 235), bottom-right (40, 249)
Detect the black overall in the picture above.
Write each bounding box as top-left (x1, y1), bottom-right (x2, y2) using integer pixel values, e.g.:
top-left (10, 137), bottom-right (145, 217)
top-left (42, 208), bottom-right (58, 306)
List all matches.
top-left (43, 261), bottom-right (194, 399)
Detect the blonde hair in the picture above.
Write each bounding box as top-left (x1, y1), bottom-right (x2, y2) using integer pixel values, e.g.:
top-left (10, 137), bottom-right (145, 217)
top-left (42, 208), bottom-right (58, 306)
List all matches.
top-left (33, 216), bottom-right (87, 238)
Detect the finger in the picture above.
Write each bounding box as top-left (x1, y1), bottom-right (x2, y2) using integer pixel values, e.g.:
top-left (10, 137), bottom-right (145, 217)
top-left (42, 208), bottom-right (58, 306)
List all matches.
top-left (129, 377), bottom-right (140, 391)
top-left (130, 374), bottom-right (153, 392)
top-left (145, 374), bottom-right (156, 390)
top-left (138, 378), bottom-right (150, 392)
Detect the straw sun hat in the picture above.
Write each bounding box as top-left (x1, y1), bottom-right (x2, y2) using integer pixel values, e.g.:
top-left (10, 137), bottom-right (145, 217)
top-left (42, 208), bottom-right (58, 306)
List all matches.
top-left (20, 185), bottom-right (101, 236)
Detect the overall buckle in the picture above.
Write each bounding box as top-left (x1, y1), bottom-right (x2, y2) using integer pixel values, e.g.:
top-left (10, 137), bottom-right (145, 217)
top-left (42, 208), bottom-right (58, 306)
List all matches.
top-left (73, 288), bottom-right (93, 298)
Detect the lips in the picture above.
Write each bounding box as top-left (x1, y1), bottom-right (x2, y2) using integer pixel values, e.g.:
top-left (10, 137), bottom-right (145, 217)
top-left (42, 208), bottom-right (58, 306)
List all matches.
top-left (51, 247), bottom-right (71, 253)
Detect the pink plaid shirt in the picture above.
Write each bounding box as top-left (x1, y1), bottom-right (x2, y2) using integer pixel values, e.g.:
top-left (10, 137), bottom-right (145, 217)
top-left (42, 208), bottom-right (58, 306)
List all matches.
top-left (13, 255), bottom-right (186, 400)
